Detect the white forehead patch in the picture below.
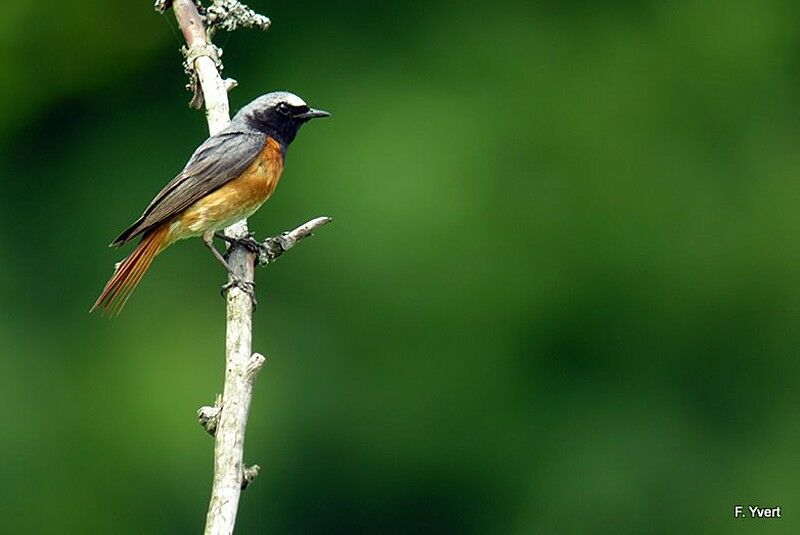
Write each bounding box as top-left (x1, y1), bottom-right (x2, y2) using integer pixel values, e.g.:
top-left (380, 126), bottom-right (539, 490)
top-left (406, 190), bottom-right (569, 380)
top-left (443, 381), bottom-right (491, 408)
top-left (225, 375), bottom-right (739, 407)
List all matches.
top-left (282, 92), bottom-right (307, 107)
top-left (234, 91), bottom-right (310, 122)
top-left (261, 91), bottom-right (306, 108)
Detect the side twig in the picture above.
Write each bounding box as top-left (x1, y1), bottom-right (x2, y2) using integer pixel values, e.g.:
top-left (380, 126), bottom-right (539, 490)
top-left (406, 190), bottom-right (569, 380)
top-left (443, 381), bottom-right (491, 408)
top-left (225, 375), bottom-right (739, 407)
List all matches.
top-left (256, 216), bottom-right (333, 266)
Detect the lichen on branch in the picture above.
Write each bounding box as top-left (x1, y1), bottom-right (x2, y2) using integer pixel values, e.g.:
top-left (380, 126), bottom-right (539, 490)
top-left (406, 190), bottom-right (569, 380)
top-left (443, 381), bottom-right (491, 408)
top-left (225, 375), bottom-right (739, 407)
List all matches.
top-left (155, 0), bottom-right (270, 34)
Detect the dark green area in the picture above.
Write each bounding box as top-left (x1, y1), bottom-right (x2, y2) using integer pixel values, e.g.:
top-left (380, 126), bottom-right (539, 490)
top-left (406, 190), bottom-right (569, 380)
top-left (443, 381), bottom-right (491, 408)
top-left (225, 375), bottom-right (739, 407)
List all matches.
top-left (1, 0), bottom-right (799, 532)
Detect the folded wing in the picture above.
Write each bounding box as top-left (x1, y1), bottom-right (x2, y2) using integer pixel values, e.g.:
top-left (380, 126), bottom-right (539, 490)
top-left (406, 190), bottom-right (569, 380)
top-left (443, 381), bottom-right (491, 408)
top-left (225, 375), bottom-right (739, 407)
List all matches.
top-left (111, 129), bottom-right (265, 247)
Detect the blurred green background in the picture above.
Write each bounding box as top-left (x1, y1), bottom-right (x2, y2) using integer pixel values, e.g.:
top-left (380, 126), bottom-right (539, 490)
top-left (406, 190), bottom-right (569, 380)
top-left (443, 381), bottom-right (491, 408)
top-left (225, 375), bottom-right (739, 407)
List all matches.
top-left (1, 0), bottom-right (799, 532)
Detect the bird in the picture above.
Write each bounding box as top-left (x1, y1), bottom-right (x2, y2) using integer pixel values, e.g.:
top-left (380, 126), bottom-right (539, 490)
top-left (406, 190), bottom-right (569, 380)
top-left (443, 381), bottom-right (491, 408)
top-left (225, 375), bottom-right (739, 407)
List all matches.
top-left (91, 91), bottom-right (329, 316)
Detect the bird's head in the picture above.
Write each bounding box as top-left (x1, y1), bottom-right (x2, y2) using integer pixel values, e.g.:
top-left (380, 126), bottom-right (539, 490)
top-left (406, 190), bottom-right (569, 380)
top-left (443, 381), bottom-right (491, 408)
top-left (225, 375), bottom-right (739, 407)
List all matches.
top-left (235, 91), bottom-right (330, 147)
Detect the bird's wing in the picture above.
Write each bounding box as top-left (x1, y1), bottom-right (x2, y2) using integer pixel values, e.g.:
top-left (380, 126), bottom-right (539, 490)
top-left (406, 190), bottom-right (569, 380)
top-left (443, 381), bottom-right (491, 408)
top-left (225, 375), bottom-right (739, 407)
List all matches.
top-left (111, 129), bottom-right (265, 246)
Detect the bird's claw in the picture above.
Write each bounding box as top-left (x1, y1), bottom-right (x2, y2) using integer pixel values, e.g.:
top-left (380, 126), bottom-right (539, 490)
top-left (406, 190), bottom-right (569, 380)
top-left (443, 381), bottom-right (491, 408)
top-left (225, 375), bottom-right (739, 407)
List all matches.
top-left (215, 232), bottom-right (262, 255)
top-left (220, 277), bottom-right (258, 308)
top-left (214, 231), bottom-right (294, 266)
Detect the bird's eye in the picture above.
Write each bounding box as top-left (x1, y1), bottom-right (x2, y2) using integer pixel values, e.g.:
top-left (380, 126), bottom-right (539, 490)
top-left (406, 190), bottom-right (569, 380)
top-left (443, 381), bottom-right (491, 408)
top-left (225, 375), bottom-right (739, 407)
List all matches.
top-left (277, 102), bottom-right (291, 115)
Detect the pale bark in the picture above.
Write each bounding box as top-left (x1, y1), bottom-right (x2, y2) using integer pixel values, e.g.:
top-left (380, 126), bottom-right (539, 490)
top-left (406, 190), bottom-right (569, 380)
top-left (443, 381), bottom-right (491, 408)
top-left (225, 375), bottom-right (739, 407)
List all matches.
top-left (157, 1), bottom-right (329, 534)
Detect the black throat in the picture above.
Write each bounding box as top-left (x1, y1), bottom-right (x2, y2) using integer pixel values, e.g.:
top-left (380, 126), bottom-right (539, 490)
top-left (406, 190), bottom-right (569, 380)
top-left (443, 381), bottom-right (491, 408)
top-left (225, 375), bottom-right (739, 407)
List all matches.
top-left (245, 111), bottom-right (302, 153)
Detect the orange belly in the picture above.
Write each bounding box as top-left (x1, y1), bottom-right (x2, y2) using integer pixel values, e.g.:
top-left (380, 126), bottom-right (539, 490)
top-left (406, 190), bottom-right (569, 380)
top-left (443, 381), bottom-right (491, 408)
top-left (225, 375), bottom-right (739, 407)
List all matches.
top-left (168, 137), bottom-right (284, 241)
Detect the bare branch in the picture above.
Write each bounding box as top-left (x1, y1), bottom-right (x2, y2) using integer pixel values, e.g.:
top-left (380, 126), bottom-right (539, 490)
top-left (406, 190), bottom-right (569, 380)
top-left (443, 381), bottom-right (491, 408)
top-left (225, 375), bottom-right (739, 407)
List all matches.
top-left (159, 2), bottom-right (328, 534)
top-left (164, 1), bottom-right (265, 534)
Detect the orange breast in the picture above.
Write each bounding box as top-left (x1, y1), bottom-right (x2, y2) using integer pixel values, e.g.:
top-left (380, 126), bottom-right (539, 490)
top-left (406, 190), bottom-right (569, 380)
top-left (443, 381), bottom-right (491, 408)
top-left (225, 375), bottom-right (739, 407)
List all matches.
top-left (171, 136), bottom-right (284, 239)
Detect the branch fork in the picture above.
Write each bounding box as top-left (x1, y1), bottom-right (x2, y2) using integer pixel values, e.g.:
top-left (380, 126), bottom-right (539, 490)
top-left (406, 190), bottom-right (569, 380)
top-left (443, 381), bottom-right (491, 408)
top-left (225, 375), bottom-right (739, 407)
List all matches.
top-left (217, 216), bottom-right (333, 267)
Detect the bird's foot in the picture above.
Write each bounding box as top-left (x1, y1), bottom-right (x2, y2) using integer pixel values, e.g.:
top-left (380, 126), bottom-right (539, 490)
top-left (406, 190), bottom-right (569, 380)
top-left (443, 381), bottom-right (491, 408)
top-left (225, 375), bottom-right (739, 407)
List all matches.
top-left (214, 231), bottom-right (293, 265)
top-left (215, 232), bottom-right (262, 255)
top-left (220, 277), bottom-right (258, 308)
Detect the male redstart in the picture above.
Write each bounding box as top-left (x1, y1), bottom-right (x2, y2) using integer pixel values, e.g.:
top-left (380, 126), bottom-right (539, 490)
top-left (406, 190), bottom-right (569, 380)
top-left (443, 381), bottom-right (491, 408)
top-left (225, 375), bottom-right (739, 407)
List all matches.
top-left (91, 91), bottom-right (329, 315)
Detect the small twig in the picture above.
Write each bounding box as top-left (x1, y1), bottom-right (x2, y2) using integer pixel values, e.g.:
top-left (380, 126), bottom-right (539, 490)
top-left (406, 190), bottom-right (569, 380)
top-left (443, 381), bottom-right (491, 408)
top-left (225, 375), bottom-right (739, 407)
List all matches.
top-left (257, 216), bottom-right (333, 266)
top-left (245, 352), bottom-right (266, 378)
top-left (223, 78), bottom-right (238, 92)
top-left (241, 464), bottom-right (261, 489)
top-left (198, 394), bottom-right (223, 436)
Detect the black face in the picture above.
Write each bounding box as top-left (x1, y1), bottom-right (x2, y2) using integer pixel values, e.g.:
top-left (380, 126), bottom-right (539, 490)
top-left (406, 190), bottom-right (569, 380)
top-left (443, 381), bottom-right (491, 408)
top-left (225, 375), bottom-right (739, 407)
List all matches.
top-left (245, 101), bottom-right (329, 148)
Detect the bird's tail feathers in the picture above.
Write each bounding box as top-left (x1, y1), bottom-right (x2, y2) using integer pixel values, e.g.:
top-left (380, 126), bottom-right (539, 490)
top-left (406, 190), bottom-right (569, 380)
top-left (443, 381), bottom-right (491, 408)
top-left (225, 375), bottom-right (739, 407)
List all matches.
top-left (90, 224), bottom-right (169, 316)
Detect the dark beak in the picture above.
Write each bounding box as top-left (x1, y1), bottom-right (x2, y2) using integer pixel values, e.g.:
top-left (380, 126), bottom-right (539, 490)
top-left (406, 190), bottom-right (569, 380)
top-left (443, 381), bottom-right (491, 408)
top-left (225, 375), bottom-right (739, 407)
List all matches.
top-left (293, 108), bottom-right (330, 120)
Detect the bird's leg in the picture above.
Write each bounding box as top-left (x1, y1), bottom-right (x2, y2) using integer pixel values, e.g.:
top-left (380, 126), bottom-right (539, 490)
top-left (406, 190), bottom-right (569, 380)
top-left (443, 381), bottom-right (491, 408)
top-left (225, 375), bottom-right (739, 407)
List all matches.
top-left (204, 231), bottom-right (237, 273)
top-left (203, 231), bottom-right (257, 307)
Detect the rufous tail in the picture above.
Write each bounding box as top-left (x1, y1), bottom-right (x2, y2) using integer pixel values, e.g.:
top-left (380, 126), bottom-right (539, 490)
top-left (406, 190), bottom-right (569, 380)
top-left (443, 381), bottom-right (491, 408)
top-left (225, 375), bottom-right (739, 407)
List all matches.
top-left (90, 224), bottom-right (169, 316)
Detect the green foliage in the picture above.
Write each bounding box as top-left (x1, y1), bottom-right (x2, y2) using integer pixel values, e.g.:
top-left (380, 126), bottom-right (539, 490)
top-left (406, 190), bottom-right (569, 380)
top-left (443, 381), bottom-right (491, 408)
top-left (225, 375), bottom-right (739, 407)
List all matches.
top-left (1, 0), bottom-right (799, 532)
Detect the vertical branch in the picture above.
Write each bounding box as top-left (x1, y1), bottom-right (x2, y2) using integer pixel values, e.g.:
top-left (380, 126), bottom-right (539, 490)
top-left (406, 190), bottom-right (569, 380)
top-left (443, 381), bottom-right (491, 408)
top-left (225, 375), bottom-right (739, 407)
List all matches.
top-left (160, 1), bottom-right (268, 534)
top-left (157, 2), bottom-right (329, 533)
top-left (172, 0), bottom-right (230, 134)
